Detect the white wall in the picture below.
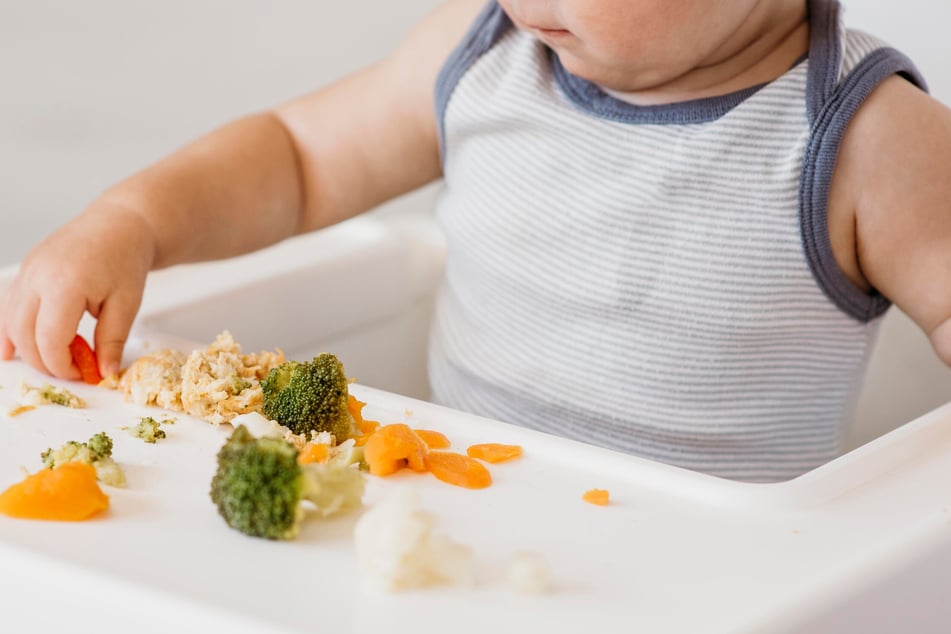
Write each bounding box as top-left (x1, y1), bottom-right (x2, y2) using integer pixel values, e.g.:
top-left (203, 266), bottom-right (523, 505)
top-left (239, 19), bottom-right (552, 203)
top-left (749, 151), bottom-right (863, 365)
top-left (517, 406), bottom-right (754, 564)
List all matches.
top-left (0, 0), bottom-right (442, 266)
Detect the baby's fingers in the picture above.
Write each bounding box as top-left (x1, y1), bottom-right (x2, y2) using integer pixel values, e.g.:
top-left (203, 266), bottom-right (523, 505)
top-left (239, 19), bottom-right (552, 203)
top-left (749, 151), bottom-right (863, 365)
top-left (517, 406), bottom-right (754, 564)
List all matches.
top-left (2, 291), bottom-right (50, 375)
top-left (94, 292), bottom-right (140, 379)
top-left (0, 334), bottom-right (12, 361)
top-left (35, 295), bottom-right (84, 380)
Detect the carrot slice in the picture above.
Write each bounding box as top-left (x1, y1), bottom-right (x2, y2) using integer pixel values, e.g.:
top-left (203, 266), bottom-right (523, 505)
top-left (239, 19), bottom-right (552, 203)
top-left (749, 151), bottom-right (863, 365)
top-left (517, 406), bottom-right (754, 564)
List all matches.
top-left (69, 334), bottom-right (102, 385)
top-left (363, 424), bottom-right (429, 475)
top-left (582, 489), bottom-right (610, 506)
top-left (414, 429), bottom-right (451, 450)
top-left (0, 463), bottom-right (109, 521)
top-left (467, 443), bottom-right (522, 463)
top-left (426, 451), bottom-right (492, 489)
top-left (298, 443), bottom-right (330, 464)
top-left (348, 394), bottom-right (381, 435)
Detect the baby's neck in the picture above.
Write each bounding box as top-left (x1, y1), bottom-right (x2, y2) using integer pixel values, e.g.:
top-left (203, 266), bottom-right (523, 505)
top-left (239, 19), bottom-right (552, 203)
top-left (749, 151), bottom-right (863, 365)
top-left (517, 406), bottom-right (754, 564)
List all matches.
top-left (607, 2), bottom-right (809, 106)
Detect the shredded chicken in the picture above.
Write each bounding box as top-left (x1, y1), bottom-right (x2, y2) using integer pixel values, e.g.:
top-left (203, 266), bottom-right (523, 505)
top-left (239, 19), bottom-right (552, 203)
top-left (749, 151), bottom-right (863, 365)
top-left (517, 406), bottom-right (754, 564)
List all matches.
top-left (109, 331), bottom-right (284, 425)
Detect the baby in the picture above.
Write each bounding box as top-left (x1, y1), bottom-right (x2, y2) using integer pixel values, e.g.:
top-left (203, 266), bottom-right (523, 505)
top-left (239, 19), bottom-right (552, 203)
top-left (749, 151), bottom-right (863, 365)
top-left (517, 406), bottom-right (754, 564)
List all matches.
top-left (3, 0), bottom-right (949, 482)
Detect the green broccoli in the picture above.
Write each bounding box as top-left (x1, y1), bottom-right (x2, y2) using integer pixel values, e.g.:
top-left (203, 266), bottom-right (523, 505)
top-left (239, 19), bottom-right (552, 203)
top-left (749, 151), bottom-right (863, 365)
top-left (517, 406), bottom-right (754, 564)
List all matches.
top-left (260, 353), bottom-right (357, 441)
top-left (209, 425), bottom-right (365, 540)
top-left (41, 432), bottom-right (127, 487)
top-left (129, 416), bottom-right (168, 443)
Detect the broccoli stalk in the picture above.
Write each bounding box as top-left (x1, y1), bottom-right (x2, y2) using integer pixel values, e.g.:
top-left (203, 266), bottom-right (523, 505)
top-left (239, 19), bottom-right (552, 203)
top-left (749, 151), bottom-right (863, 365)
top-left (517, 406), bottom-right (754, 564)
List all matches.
top-left (41, 432), bottom-right (127, 487)
top-left (209, 425), bottom-right (365, 540)
top-left (260, 353), bottom-right (357, 442)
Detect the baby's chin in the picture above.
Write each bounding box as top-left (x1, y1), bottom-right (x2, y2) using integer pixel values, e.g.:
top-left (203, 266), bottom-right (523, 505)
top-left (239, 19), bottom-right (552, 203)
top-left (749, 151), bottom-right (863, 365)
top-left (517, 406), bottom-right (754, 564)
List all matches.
top-left (553, 47), bottom-right (692, 99)
top-left (554, 50), bottom-right (647, 93)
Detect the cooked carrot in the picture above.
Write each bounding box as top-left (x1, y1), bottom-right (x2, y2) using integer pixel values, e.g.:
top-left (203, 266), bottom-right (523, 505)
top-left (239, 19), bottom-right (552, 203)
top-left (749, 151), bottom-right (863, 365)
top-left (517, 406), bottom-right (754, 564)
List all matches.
top-left (426, 451), bottom-right (492, 489)
top-left (363, 424), bottom-right (429, 475)
top-left (414, 429), bottom-right (451, 450)
top-left (582, 489), bottom-right (610, 506)
top-left (69, 334), bottom-right (102, 385)
top-left (7, 405), bottom-right (36, 418)
top-left (348, 394), bottom-right (382, 437)
top-left (298, 443), bottom-right (330, 464)
top-left (0, 463), bottom-right (109, 521)
top-left (467, 443), bottom-right (522, 463)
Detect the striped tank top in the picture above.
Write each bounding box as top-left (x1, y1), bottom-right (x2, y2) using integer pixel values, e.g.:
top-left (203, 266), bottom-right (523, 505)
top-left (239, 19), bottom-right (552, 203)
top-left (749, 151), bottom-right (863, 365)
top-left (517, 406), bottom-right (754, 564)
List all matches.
top-left (427, 0), bottom-right (926, 481)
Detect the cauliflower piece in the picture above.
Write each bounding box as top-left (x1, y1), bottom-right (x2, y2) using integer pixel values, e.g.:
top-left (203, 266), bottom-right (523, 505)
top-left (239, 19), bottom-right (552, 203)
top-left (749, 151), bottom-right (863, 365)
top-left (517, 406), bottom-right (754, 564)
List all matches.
top-left (230, 412), bottom-right (288, 439)
top-left (19, 381), bottom-right (85, 408)
top-left (179, 331), bottom-right (284, 425)
top-left (354, 489), bottom-right (474, 592)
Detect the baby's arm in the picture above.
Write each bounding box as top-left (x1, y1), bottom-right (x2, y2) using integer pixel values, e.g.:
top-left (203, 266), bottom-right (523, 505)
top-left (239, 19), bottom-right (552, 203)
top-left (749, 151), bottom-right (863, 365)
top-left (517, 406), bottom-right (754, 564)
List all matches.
top-left (0, 0), bottom-right (483, 380)
top-left (831, 76), bottom-right (951, 365)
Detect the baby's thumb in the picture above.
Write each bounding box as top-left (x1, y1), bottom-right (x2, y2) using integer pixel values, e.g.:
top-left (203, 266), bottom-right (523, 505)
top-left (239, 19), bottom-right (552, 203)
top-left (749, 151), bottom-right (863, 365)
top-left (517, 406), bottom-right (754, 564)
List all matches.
top-left (94, 296), bottom-right (138, 379)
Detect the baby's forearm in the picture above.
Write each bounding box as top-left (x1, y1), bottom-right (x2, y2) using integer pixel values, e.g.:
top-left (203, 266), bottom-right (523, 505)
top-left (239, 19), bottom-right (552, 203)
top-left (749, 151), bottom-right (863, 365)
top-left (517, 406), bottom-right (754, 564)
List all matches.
top-left (97, 111), bottom-right (305, 270)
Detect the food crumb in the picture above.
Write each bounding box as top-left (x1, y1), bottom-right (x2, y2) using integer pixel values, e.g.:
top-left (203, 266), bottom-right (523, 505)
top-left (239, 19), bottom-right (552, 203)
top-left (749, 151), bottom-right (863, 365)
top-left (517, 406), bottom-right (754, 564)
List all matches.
top-left (127, 417), bottom-right (168, 443)
top-left (582, 488), bottom-right (610, 506)
top-left (507, 551), bottom-right (552, 595)
top-left (7, 405), bottom-right (36, 418)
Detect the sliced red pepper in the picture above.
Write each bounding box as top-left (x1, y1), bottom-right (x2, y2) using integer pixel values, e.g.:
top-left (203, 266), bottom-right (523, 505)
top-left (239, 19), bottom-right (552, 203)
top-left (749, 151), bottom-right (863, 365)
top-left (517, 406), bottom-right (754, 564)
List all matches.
top-left (69, 334), bottom-right (102, 385)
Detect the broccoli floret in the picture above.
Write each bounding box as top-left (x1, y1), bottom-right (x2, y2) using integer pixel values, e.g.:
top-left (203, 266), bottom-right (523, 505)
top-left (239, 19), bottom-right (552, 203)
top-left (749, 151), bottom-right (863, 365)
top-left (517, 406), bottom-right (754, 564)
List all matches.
top-left (209, 425), bottom-right (365, 540)
top-left (41, 432), bottom-right (127, 487)
top-left (129, 416), bottom-right (167, 443)
top-left (260, 353), bottom-right (357, 441)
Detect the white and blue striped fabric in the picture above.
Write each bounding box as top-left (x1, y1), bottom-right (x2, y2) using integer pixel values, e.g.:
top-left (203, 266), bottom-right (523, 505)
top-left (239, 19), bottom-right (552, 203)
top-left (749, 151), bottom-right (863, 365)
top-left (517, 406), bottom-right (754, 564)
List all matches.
top-left (427, 0), bottom-right (925, 482)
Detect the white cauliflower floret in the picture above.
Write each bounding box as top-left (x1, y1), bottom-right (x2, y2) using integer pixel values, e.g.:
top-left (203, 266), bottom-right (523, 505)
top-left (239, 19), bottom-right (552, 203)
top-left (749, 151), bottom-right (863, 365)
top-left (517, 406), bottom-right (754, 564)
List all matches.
top-left (19, 381), bottom-right (85, 408)
top-left (230, 412), bottom-right (287, 439)
top-left (230, 412), bottom-right (341, 454)
top-left (354, 489), bottom-right (474, 592)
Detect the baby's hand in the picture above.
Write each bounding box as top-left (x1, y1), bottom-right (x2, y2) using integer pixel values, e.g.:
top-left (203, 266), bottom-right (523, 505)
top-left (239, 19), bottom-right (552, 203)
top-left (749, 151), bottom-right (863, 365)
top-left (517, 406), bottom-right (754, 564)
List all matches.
top-left (0, 203), bottom-right (156, 380)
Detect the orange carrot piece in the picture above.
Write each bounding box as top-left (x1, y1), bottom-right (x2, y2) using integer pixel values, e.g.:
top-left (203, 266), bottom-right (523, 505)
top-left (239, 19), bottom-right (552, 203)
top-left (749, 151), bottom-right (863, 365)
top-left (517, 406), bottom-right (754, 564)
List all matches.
top-left (582, 489), bottom-right (610, 506)
top-left (298, 443), bottom-right (330, 464)
top-left (0, 463), bottom-right (109, 521)
top-left (426, 451), bottom-right (493, 489)
top-left (467, 443), bottom-right (523, 463)
top-left (69, 334), bottom-right (102, 385)
top-left (363, 424), bottom-right (429, 475)
top-left (348, 394), bottom-right (381, 435)
top-left (414, 429), bottom-right (451, 450)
